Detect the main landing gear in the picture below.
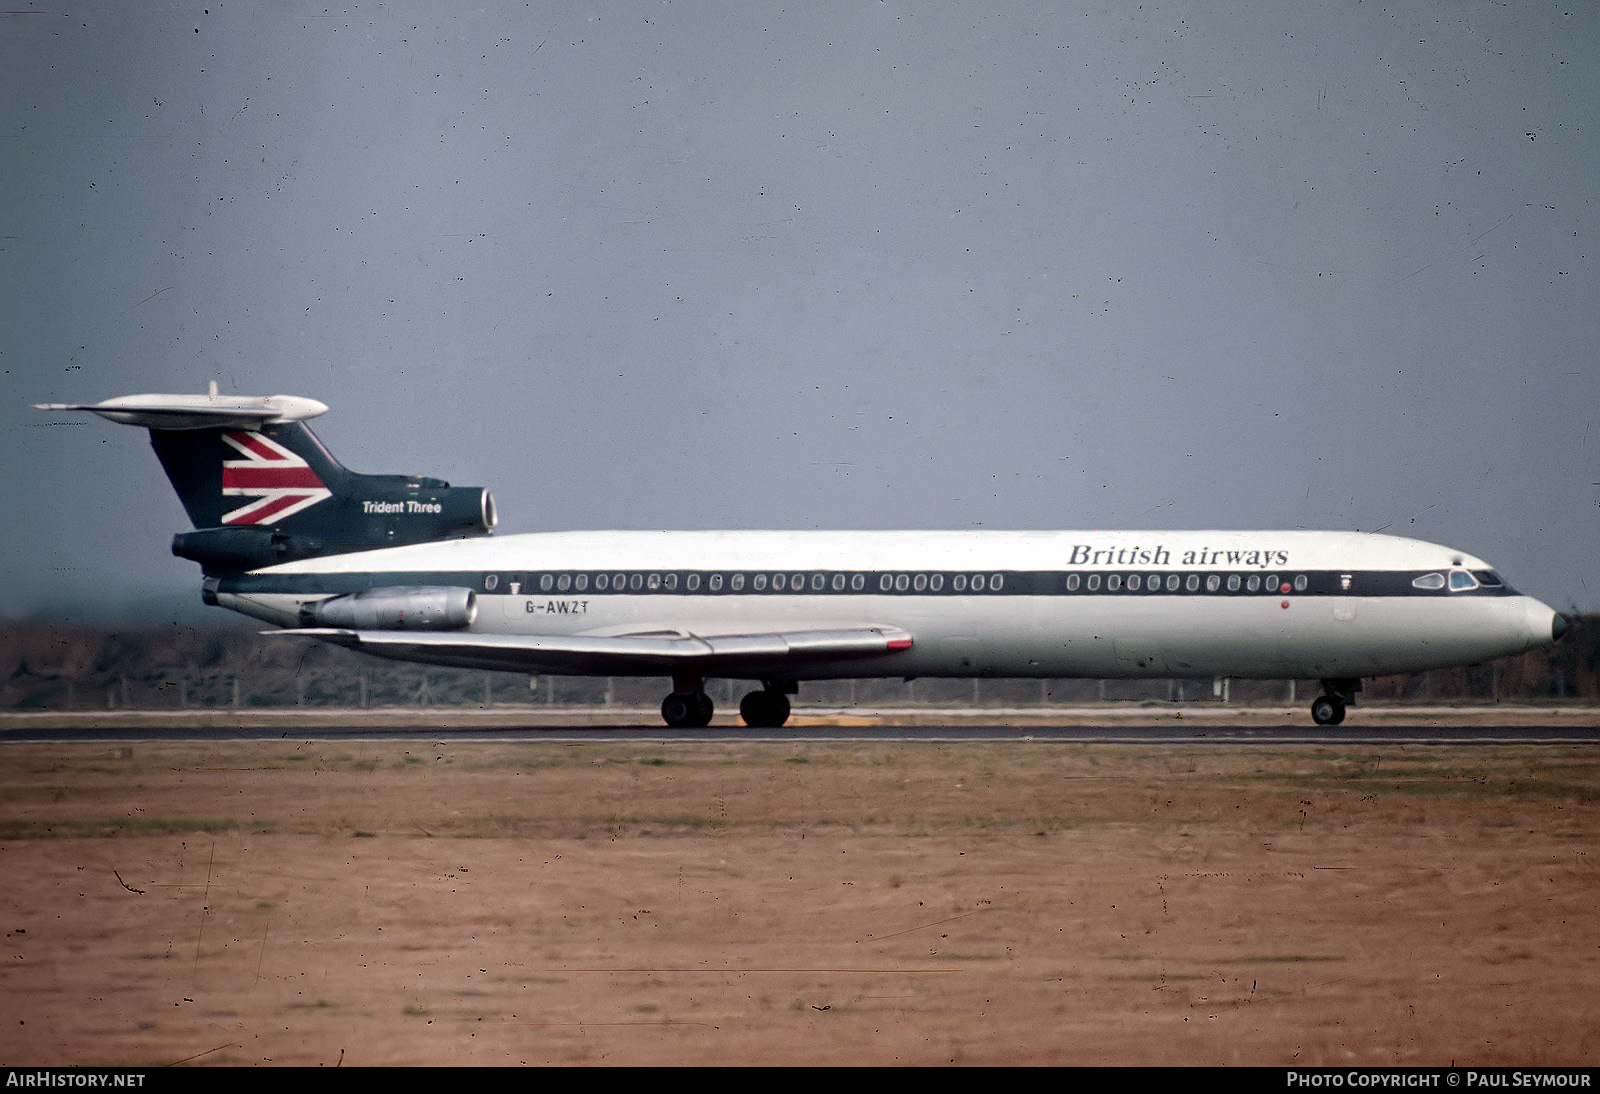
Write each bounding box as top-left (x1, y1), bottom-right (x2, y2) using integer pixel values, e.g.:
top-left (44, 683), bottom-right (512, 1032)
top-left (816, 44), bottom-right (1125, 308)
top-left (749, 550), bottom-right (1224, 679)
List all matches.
top-left (657, 677), bottom-right (796, 729)
top-left (1310, 678), bottom-right (1361, 726)
top-left (738, 682), bottom-right (794, 728)
top-left (660, 688), bottom-right (715, 728)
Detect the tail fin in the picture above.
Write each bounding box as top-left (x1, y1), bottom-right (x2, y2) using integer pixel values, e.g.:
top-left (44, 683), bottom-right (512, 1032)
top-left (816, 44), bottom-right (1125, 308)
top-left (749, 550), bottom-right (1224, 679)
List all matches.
top-left (150, 421), bottom-right (347, 529)
top-left (37, 390), bottom-right (496, 572)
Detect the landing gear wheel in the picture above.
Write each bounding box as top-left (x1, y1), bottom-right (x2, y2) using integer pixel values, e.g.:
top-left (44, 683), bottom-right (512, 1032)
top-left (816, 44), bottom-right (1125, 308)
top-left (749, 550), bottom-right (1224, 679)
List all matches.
top-left (739, 689), bottom-right (792, 728)
top-left (661, 690), bottom-right (714, 728)
top-left (1310, 695), bottom-right (1346, 726)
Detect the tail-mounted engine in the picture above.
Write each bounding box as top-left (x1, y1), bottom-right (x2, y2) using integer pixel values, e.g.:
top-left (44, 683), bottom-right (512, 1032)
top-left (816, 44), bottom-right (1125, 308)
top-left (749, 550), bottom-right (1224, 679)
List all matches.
top-left (172, 526), bottom-right (322, 570)
top-left (171, 483), bottom-right (496, 572)
top-left (299, 586), bottom-right (477, 631)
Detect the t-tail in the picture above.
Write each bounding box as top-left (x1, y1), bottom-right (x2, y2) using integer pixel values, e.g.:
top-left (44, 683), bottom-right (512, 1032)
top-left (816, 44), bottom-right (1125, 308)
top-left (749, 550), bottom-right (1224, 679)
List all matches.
top-left (35, 387), bottom-right (496, 572)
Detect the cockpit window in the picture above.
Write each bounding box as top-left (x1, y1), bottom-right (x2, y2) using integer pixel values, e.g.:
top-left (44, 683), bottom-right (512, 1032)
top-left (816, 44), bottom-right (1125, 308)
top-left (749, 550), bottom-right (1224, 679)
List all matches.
top-left (1412, 572), bottom-right (1446, 590)
top-left (1449, 570), bottom-right (1480, 591)
top-left (1473, 570), bottom-right (1505, 588)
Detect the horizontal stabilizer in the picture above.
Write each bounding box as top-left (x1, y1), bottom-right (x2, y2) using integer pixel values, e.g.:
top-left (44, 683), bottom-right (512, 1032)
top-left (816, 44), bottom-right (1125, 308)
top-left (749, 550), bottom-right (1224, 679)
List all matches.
top-left (270, 625), bottom-right (914, 676)
top-left (35, 392), bottom-right (328, 431)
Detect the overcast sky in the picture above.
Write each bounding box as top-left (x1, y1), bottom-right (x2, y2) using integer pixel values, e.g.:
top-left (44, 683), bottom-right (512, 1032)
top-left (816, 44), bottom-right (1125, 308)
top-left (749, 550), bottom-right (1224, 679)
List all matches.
top-left (4, 1), bottom-right (1597, 621)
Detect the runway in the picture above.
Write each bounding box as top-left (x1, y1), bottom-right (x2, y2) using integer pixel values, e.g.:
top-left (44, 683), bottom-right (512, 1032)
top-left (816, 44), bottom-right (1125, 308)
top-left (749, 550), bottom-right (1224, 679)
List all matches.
top-left (3, 707), bottom-right (1598, 745)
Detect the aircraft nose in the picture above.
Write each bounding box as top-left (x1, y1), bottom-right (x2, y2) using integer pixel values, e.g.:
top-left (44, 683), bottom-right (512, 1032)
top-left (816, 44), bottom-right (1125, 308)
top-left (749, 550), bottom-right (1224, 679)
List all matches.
top-left (1518, 598), bottom-right (1565, 649)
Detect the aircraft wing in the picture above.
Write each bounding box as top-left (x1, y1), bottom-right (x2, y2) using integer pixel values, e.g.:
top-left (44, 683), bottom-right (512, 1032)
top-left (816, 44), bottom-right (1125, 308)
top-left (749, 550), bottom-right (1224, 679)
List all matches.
top-left (272, 625), bottom-right (914, 676)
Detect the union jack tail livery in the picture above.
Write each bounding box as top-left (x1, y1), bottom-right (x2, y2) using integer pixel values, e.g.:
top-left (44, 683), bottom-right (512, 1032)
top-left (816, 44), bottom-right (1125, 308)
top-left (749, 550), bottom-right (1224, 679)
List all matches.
top-left (36, 388), bottom-right (495, 572)
top-left (220, 430), bottom-right (335, 525)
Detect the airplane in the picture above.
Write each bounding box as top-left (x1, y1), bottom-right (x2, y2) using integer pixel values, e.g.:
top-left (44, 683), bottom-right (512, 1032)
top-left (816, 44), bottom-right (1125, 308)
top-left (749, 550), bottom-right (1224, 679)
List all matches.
top-left (36, 388), bottom-right (1567, 728)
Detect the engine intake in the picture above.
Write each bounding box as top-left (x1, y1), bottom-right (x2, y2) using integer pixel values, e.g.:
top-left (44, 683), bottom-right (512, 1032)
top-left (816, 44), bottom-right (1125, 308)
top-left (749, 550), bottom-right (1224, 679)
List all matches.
top-left (302, 586), bottom-right (477, 631)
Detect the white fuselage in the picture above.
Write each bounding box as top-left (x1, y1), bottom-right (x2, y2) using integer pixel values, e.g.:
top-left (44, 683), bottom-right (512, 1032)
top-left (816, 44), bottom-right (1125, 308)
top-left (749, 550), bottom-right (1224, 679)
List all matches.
top-left (212, 529), bottom-right (1561, 682)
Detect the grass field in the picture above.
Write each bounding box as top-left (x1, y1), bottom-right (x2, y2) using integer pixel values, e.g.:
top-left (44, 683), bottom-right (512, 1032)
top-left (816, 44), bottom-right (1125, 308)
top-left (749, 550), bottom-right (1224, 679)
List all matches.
top-left (2, 739), bottom-right (1597, 1066)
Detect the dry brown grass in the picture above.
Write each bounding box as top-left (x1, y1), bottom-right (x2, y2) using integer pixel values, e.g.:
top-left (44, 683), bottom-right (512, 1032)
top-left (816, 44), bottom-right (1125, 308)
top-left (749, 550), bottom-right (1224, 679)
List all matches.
top-left (1, 740), bottom-right (1597, 1066)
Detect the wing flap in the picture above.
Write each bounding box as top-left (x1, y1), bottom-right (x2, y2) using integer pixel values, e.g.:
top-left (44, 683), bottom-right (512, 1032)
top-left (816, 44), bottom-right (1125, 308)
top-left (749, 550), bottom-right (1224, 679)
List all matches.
top-left (271, 625), bottom-right (913, 676)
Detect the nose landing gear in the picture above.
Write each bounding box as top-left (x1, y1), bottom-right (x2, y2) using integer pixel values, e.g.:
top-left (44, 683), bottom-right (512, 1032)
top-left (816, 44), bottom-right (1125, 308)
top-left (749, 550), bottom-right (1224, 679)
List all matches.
top-left (1311, 678), bottom-right (1361, 726)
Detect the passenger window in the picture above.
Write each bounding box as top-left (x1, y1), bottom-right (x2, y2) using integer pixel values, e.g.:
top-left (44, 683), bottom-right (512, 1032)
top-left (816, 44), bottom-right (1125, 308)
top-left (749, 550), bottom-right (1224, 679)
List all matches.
top-left (1107, 574), bottom-right (1123, 591)
top-left (930, 574), bottom-right (944, 591)
top-left (1412, 573), bottom-right (1446, 590)
top-left (1086, 574), bottom-right (1101, 591)
top-left (709, 573), bottom-right (723, 591)
top-left (1166, 574), bottom-right (1180, 592)
top-left (1206, 574), bottom-right (1220, 592)
top-left (647, 573), bottom-right (661, 591)
top-left (595, 574), bottom-right (610, 591)
top-left (1227, 574), bottom-right (1241, 592)
top-left (686, 573), bottom-right (700, 591)
top-left (575, 573), bottom-right (588, 591)
top-left (792, 574), bottom-right (805, 591)
top-left (913, 573), bottom-right (927, 592)
top-left (557, 573), bottom-right (571, 592)
top-left (539, 573), bottom-right (554, 592)
top-left (972, 574), bottom-right (986, 592)
top-left (991, 574), bottom-right (1004, 591)
top-left (832, 573), bottom-right (846, 591)
top-left (754, 574), bottom-right (768, 591)
top-left (484, 574), bottom-right (499, 591)
top-left (665, 573), bottom-right (678, 590)
top-left (894, 574), bottom-right (909, 592)
top-left (731, 573), bottom-right (745, 591)
top-left (1449, 571), bottom-right (1479, 591)
top-left (953, 575), bottom-right (968, 592)
top-left (1065, 573), bottom-right (1080, 591)
top-left (629, 573), bottom-right (643, 591)
top-left (1293, 575), bottom-right (1307, 592)
top-left (1246, 575), bottom-right (1261, 592)
top-left (851, 573), bottom-right (866, 591)
top-left (1185, 574), bottom-right (1200, 592)
top-left (1128, 574), bottom-right (1141, 591)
